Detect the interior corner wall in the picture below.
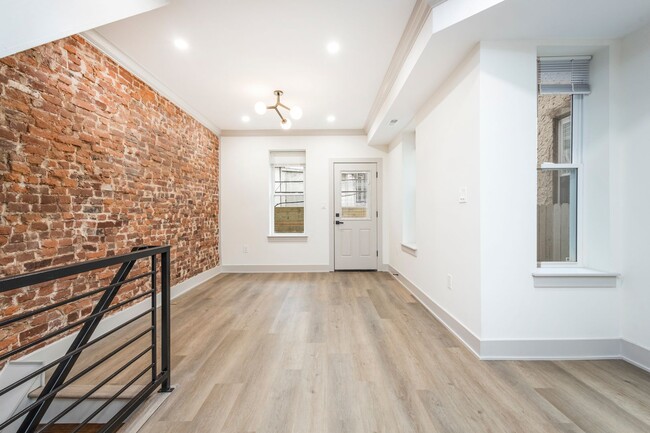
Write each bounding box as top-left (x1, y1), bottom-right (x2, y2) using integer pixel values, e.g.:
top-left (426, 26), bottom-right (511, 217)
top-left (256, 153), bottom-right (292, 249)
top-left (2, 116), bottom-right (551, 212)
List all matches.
top-left (616, 23), bottom-right (650, 351)
top-left (478, 41), bottom-right (619, 341)
top-left (385, 48), bottom-right (482, 338)
top-left (219, 135), bottom-right (386, 268)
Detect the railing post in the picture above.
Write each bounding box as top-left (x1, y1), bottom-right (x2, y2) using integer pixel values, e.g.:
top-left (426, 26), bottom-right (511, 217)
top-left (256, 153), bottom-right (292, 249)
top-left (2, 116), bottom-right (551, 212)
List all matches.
top-left (160, 248), bottom-right (173, 392)
top-left (150, 254), bottom-right (158, 384)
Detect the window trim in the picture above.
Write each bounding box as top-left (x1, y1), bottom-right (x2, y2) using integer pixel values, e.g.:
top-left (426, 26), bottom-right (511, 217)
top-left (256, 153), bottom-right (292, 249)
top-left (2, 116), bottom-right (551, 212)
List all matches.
top-left (401, 133), bottom-right (417, 248)
top-left (269, 156), bottom-right (306, 237)
top-left (537, 95), bottom-right (584, 267)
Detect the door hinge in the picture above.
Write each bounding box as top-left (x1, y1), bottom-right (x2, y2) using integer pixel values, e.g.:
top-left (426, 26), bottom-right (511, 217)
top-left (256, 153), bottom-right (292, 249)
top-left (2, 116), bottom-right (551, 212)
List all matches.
top-left (376, 210), bottom-right (378, 217)
top-left (376, 250), bottom-right (379, 257)
top-left (376, 172), bottom-right (378, 178)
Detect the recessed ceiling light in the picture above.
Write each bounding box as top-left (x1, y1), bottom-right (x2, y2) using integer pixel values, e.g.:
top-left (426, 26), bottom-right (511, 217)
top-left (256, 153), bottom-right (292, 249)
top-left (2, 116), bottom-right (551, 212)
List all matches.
top-left (327, 115), bottom-right (336, 123)
top-left (241, 115), bottom-right (250, 123)
top-left (173, 38), bottom-right (189, 51)
top-left (326, 41), bottom-right (340, 54)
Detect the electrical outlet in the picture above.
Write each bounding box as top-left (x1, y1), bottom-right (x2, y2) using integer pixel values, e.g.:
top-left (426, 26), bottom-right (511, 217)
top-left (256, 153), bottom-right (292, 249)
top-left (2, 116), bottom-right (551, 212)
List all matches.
top-left (243, 245), bottom-right (249, 254)
top-left (447, 274), bottom-right (453, 290)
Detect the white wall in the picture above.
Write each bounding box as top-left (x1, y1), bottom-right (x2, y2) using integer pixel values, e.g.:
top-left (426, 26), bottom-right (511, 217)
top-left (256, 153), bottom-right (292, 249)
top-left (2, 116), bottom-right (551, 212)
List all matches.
top-left (616, 23), bottom-right (650, 350)
top-left (479, 41), bottom-right (620, 341)
top-left (386, 48), bottom-right (483, 337)
top-left (220, 135), bottom-right (387, 268)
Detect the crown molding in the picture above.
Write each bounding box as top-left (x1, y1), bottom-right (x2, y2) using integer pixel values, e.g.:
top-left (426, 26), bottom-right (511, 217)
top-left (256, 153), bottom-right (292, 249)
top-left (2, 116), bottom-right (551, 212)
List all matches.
top-left (81, 30), bottom-right (221, 136)
top-left (220, 129), bottom-right (366, 137)
top-left (364, 0), bottom-right (442, 132)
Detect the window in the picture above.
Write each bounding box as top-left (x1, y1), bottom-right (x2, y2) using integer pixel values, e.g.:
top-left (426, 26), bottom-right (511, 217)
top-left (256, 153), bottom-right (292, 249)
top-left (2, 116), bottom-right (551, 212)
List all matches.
top-left (402, 133), bottom-right (416, 250)
top-left (340, 171), bottom-right (369, 218)
top-left (270, 151), bottom-right (305, 234)
top-left (537, 56), bottom-right (590, 264)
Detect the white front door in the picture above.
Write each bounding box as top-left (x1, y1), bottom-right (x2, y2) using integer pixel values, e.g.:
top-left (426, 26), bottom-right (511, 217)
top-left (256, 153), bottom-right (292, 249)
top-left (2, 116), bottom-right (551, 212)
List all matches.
top-left (334, 163), bottom-right (378, 270)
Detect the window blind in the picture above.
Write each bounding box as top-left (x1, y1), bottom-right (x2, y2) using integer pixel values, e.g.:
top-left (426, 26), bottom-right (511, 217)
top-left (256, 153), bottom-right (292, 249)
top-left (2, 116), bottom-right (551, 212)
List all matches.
top-left (538, 56), bottom-right (592, 95)
top-left (269, 150), bottom-right (305, 166)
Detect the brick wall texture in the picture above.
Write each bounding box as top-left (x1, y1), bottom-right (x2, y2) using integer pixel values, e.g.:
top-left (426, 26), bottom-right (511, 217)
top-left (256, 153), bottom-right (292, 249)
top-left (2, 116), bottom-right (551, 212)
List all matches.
top-left (0, 36), bottom-right (220, 359)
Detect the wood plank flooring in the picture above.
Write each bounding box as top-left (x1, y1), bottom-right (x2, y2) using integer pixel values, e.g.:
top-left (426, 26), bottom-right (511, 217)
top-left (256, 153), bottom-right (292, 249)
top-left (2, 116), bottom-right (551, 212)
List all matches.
top-left (70, 272), bottom-right (650, 433)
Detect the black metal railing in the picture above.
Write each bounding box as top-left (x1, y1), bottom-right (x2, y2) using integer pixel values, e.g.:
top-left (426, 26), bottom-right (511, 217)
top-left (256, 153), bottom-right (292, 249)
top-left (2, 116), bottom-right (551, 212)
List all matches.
top-left (0, 245), bottom-right (173, 433)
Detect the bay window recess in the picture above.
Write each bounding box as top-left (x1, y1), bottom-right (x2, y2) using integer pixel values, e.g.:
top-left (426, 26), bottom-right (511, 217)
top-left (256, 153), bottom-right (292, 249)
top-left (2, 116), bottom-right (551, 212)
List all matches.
top-left (533, 54), bottom-right (618, 287)
top-left (401, 133), bottom-right (417, 255)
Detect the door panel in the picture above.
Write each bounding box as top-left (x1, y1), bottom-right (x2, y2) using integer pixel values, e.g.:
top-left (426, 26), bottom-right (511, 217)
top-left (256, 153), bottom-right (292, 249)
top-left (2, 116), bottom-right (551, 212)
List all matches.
top-left (334, 163), bottom-right (378, 270)
top-left (341, 229), bottom-right (352, 256)
top-left (359, 229), bottom-right (371, 257)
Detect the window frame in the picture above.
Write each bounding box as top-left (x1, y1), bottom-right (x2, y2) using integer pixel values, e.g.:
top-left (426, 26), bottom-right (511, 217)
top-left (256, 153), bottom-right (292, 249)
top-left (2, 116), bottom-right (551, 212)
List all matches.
top-left (538, 95), bottom-right (584, 267)
top-left (401, 134), bottom-right (417, 253)
top-left (269, 160), bottom-right (306, 237)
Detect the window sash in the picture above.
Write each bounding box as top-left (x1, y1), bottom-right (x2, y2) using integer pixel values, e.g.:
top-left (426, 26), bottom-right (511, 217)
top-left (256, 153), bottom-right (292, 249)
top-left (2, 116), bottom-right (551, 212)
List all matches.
top-left (537, 95), bottom-right (583, 265)
top-left (537, 168), bottom-right (578, 263)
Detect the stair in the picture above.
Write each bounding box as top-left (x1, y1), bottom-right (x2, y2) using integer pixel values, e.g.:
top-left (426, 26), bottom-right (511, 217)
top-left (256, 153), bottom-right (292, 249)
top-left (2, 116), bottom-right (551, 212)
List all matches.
top-left (37, 424), bottom-right (105, 433)
top-left (21, 384), bottom-right (144, 426)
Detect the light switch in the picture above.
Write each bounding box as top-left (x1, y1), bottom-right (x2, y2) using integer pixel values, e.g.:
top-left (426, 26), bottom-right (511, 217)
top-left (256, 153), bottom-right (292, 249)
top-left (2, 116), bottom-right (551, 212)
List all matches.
top-left (459, 187), bottom-right (468, 203)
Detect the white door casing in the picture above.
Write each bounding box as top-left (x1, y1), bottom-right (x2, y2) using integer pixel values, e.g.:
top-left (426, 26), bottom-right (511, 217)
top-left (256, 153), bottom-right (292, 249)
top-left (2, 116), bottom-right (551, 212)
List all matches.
top-left (334, 163), bottom-right (378, 270)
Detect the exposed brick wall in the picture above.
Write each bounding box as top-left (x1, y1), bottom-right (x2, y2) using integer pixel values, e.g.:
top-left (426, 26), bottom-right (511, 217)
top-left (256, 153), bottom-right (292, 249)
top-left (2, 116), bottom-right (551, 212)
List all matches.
top-left (0, 36), bottom-right (219, 360)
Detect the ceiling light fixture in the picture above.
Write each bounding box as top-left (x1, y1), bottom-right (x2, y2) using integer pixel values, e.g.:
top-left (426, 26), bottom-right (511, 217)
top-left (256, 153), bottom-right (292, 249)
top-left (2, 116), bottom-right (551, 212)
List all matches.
top-left (173, 38), bottom-right (189, 50)
top-left (327, 41), bottom-right (340, 54)
top-left (255, 90), bottom-right (302, 129)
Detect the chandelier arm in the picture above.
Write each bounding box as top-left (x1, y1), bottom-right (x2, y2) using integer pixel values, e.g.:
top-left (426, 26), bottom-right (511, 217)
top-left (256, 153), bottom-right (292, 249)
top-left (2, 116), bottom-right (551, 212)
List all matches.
top-left (273, 106), bottom-right (286, 122)
top-left (277, 102), bottom-right (290, 110)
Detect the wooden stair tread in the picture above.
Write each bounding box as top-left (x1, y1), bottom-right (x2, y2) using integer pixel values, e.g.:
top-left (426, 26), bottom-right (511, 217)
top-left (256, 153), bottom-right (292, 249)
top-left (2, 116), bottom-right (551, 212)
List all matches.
top-left (38, 424), bottom-right (105, 433)
top-left (29, 384), bottom-right (145, 400)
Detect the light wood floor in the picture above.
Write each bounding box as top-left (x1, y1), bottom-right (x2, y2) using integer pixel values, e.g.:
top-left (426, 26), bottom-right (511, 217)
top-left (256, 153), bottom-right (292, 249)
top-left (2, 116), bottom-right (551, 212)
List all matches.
top-left (72, 272), bottom-right (650, 433)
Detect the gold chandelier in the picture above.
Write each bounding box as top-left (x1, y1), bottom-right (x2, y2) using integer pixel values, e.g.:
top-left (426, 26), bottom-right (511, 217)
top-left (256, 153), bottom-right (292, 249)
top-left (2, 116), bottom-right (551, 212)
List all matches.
top-left (255, 90), bottom-right (303, 129)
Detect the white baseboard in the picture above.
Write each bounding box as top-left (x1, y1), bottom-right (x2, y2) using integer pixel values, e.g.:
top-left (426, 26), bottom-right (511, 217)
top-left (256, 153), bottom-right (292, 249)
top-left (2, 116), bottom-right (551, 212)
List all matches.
top-left (479, 338), bottom-right (621, 360)
top-left (171, 266), bottom-right (222, 299)
top-left (621, 339), bottom-right (650, 373)
top-left (221, 264), bottom-right (331, 273)
top-left (386, 265), bottom-right (481, 357)
top-left (386, 266), bottom-right (650, 371)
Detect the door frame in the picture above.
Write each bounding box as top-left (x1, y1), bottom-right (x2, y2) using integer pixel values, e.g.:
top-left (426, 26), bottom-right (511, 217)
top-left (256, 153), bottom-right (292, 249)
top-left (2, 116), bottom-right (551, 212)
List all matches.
top-left (329, 158), bottom-right (383, 271)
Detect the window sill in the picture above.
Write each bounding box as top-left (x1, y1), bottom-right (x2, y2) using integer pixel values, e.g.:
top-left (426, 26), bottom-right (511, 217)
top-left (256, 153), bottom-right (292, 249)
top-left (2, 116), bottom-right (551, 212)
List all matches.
top-left (267, 234), bottom-right (308, 242)
top-left (532, 267), bottom-right (618, 288)
top-left (401, 243), bottom-right (418, 257)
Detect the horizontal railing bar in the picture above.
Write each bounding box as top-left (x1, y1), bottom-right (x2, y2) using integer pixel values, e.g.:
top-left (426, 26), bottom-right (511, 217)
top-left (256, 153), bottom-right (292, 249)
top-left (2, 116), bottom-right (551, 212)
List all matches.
top-left (0, 332), bottom-right (153, 429)
top-left (98, 371), bottom-right (168, 433)
top-left (38, 360), bottom-right (151, 433)
top-left (0, 271), bottom-right (154, 329)
top-left (33, 355), bottom-right (151, 433)
top-left (68, 365), bottom-right (153, 433)
top-left (0, 289), bottom-right (154, 362)
top-left (0, 245), bottom-right (169, 292)
top-left (0, 308), bottom-right (153, 398)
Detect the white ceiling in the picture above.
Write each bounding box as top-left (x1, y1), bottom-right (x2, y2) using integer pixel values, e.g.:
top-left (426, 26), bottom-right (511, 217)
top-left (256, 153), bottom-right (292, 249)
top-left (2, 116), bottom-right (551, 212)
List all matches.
top-left (0, 0), bottom-right (168, 58)
top-left (368, 0), bottom-right (650, 146)
top-left (94, 0), bottom-right (416, 132)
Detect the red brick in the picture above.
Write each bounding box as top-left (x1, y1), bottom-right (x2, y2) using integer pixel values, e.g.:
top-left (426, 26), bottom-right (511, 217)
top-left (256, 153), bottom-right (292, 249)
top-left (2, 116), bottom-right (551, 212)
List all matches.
top-left (0, 34), bottom-right (220, 363)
